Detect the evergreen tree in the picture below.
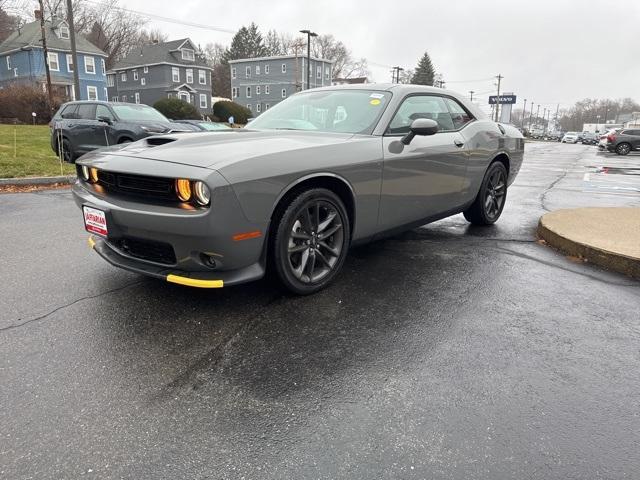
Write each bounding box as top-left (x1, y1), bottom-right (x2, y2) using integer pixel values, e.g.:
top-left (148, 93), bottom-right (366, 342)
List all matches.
top-left (222, 23), bottom-right (267, 64)
top-left (411, 51), bottom-right (436, 86)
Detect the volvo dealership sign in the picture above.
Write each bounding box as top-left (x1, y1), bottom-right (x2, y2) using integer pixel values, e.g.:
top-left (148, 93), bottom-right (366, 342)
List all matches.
top-left (489, 95), bottom-right (517, 105)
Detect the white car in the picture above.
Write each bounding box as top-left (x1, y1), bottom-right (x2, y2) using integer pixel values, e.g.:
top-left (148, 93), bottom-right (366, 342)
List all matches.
top-left (562, 132), bottom-right (580, 143)
top-left (598, 128), bottom-right (621, 150)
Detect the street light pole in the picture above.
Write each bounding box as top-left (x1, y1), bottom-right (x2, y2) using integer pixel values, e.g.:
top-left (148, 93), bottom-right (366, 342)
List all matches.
top-left (522, 98), bottom-right (527, 129)
top-left (66, 0), bottom-right (80, 100)
top-left (299, 29), bottom-right (317, 90)
top-left (469, 90), bottom-right (474, 102)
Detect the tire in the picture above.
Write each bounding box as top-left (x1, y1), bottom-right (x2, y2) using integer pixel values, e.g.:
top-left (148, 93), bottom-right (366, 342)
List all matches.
top-left (272, 188), bottom-right (351, 295)
top-left (463, 161), bottom-right (508, 225)
top-left (118, 137), bottom-right (133, 144)
top-left (616, 143), bottom-right (631, 155)
top-left (61, 139), bottom-right (75, 163)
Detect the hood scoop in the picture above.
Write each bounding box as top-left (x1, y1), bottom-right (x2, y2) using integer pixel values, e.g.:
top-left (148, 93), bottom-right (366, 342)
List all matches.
top-left (146, 137), bottom-right (178, 147)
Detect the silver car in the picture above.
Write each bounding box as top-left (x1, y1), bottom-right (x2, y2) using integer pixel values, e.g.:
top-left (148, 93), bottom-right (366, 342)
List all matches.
top-left (73, 84), bottom-right (524, 294)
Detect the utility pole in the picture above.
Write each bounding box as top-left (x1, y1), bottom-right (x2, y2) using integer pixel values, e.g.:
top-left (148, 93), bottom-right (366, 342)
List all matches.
top-left (542, 108), bottom-right (547, 134)
top-left (522, 98), bottom-right (527, 128)
top-left (494, 74), bottom-right (503, 122)
top-left (66, 0), bottom-right (80, 100)
top-left (469, 90), bottom-right (474, 102)
top-left (299, 29), bottom-right (317, 90)
top-left (535, 104), bottom-right (540, 130)
top-left (37, 1), bottom-right (54, 110)
top-left (392, 66), bottom-right (404, 84)
top-left (528, 103), bottom-right (534, 131)
top-left (554, 103), bottom-right (560, 131)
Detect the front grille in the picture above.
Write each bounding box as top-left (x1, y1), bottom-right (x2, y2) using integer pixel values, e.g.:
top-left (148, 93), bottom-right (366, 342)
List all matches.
top-left (98, 171), bottom-right (175, 200)
top-left (113, 236), bottom-right (176, 265)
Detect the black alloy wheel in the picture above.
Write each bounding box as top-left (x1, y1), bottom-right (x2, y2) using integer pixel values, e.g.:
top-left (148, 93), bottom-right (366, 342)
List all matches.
top-left (273, 188), bottom-right (350, 295)
top-left (616, 143), bottom-right (631, 155)
top-left (463, 161), bottom-right (508, 225)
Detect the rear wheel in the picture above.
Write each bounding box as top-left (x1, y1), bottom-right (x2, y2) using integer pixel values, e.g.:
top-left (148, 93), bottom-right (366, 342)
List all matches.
top-left (463, 162), bottom-right (508, 225)
top-left (272, 188), bottom-right (350, 295)
top-left (61, 139), bottom-right (74, 163)
top-left (616, 143), bottom-right (631, 155)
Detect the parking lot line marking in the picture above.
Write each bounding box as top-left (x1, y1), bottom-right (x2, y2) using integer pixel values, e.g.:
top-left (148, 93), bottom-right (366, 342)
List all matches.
top-left (583, 173), bottom-right (590, 181)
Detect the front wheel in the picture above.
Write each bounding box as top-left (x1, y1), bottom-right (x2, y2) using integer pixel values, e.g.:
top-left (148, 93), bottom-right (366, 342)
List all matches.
top-left (616, 143), bottom-right (631, 155)
top-left (463, 162), bottom-right (508, 225)
top-left (272, 188), bottom-right (351, 295)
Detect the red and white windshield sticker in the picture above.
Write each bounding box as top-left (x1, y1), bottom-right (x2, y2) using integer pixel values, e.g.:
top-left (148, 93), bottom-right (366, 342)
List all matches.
top-left (83, 206), bottom-right (108, 237)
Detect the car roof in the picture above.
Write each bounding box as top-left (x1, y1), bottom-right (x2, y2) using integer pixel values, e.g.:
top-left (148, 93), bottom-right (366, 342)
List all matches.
top-left (309, 83), bottom-right (457, 96)
top-left (62, 100), bottom-right (143, 107)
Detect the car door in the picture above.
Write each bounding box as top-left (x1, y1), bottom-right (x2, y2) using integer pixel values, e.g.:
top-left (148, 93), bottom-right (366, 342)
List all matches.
top-left (630, 130), bottom-right (640, 150)
top-left (378, 94), bottom-right (469, 230)
top-left (71, 103), bottom-right (98, 153)
top-left (94, 104), bottom-right (118, 146)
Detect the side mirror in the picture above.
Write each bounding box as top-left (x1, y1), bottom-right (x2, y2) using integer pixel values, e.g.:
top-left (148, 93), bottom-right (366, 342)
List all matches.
top-left (97, 115), bottom-right (112, 125)
top-left (401, 118), bottom-right (438, 145)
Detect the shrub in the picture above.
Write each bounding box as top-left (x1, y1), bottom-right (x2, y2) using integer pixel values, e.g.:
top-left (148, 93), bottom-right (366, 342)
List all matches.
top-left (153, 98), bottom-right (201, 120)
top-left (0, 84), bottom-right (62, 124)
top-left (213, 101), bottom-right (252, 124)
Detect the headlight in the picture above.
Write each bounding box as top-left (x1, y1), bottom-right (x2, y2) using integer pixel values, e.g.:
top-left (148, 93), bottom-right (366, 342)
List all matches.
top-left (175, 179), bottom-right (192, 202)
top-left (89, 167), bottom-right (99, 183)
top-left (80, 165), bottom-right (90, 181)
top-left (193, 181), bottom-right (211, 206)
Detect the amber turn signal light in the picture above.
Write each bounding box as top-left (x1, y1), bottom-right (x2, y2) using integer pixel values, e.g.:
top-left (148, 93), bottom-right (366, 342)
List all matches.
top-left (175, 178), bottom-right (192, 202)
top-left (89, 167), bottom-right (99, 183)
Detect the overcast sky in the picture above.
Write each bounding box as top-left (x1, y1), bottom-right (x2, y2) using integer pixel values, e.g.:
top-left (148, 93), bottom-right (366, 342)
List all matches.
top-left (124, 0), bottom-right (640, 113)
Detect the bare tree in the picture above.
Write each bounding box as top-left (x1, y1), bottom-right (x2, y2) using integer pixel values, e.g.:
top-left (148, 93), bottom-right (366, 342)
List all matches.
top-left (203, 42), bottom-right (226, 66)
top-left (0, 5), bottom-right (19, 43)
top-left (310, 34), bottom-right (369, 79)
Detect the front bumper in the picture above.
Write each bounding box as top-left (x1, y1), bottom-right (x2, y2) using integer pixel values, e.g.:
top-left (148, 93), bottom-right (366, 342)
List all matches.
top-left (72, 166), bottom-right (269, 287)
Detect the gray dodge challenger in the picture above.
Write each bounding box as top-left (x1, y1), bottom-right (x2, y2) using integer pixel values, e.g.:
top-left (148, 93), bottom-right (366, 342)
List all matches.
top-left (73, 84), bottom-right (524, 294)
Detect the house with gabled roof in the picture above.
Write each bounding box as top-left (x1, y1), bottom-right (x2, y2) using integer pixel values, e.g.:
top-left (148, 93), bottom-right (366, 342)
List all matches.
top-left (106, 38), bottom-right (213, 113)
top-left (0, 12), bottom-right (108, 101)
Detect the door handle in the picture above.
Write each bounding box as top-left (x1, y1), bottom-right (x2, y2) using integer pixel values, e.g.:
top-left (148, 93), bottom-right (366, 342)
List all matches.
top-left (454, 139), bottom-right (464, 147)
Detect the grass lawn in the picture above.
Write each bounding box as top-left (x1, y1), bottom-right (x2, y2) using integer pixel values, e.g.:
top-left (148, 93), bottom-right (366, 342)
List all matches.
top-left (0, 124), bottom-right (75, 178)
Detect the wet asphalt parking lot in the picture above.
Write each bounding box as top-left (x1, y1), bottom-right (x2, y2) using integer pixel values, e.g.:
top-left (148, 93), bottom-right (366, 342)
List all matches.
top-left (1, 142), bottom-right (639, 479)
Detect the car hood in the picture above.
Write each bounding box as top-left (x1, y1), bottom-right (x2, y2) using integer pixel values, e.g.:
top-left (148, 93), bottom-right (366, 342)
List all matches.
top-left (84, 129), bottom-right (356, 169)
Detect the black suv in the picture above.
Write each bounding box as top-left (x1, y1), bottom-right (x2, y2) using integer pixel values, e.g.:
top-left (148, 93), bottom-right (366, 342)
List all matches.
top-left (606, 128), bottom-right (640, 156)
top-left (50, 101), bottom-right (186, 162)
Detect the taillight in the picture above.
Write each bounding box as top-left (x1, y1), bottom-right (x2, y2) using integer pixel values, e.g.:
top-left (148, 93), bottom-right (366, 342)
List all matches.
top-left (607, 134), bottom-right (616, 142)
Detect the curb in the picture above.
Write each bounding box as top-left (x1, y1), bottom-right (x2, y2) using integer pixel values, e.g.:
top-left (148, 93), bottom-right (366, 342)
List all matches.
top-left (0, 175), bottom-right (76, 186)
top-left (538, 213), bottom-right (640, 280)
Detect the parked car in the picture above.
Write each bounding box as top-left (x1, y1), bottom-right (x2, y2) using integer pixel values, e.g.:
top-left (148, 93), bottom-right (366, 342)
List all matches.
top-left (606, 128), bottom-right (640, 155)
top-left (50, 101), bottom-right (190, 162)
top-left (172, 120), bottom-right (232, 131)
top-left (581, 132), bottom-right (598, 145)
top-left (561, 132), bottom-right (580, 143)
top-left (73, 84), bottom-right (524, 294)
top-left (598, 128), bottom-right (622, 150)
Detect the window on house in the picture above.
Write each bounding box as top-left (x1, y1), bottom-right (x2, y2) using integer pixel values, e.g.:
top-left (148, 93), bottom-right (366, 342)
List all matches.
top-left (121, 95), bottom-right (127, 102)
top-left (198, 70), bottom-right (206, 85)
top-left (143, 66), bottom-right (148, 73)
top-left (103, 87), bottom-right (107, 100)
top-left (87, 85), bottom-right (98, 101)
top-left (85, 56), bottom-right (95, 74)
top-left (134, 92), bottom-right (140, 104)
top-left (246, 86), bottom-right (251, 98)
top-left (66, 54), bottom-right (74, 72)
top-left (101, 59), bottom-right (105, 75)
top-left (325, 67), bottom-right (330, 80)
top-left (281, 88), bottom-right (286, 98)
top-left (265, 104), bottom-right (270, 110)
top-left (6, 56), bottom-right (10, 69)
top-left (133, 70), bottom-right (138, 81)
top-left (264, 64), bottom-right (269, 74)
top-left (178, 91), bottom-right (190, 103)
top-left (265, 85), bottom-right (270, 95)
top-left (59, 25), bottom-right (69, 39)
top-left (247, 103), bottom-right (252, 111)
top-left (172, 67), bottom-right (180, 82)
top-left (317, 66), bottom-right (321, 79)
top-left (13, 67), bottom-right (17, 77)
top-left (231, 67), bottom-right (236, 79)
top-left (111, 96), bottom-right (118, 102)
top-left (256, 103), bottom-right (261, 113)
top-left (246, 66), bottom-right (251, 78)
top-left (141, 77), bottom-right (146, 86)
top-left (181, 48), bottom-right (195, 61)
top-left (199, 94), bottom-right (207, 109)
top-left (281, 63), bottom-right (286, 73)
top-left (186, 69), bottom-right (193, 83)
top-left (232, 87), bottom-right (238, 99)
top-left (47, 52), bottom-right (59, 71)
top-left (256, 85), bottom-right (261, 95)
top-left (107, 75), bottom-right (114, 87)
top-left (121, 72), bottom-right (127, 82)
top-left (256, 65), bottom-right (260, 75)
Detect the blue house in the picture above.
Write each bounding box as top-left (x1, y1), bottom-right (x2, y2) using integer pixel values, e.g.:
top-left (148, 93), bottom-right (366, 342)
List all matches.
top-left (0, 14), bottom-right (108, 101)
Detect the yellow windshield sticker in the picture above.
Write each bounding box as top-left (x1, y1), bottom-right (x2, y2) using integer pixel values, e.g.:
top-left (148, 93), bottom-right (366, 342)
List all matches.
top-left (370, 99), bottom-right (381, 106)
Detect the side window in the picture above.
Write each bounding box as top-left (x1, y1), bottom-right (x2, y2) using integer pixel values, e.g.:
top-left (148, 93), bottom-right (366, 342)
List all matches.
top-left (59, 104), bottom-right (77, 119)
top-left (387, 95), bottom-right (454, 135)
top-left (95, 105), bottom-right (114, 121)
top-left (444, 97), bottom-right (473, 130)
top-left (76, 104), bottom-right (96, 120)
